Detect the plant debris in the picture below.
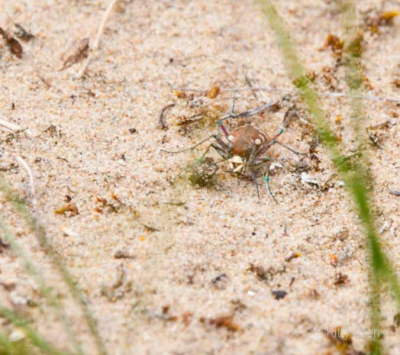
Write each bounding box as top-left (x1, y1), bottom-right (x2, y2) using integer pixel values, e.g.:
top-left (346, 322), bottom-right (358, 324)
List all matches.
top-left (322, 327), bottom-right (355, 354)
top-left (159, 305), bottom-right (178, 322)
top-left (158, 103), bottom-right (176, 130)
top-left (0, 238), bottom-right (9, 253)
top-left (0, 27), bottom-right (23, 58)
top-left (325, 34), bottom-right (344, 57)
top-left (285, 252), bottom-right (301, 262)
top-left (248, 263), bottom-right (286, 284)
top-left (334, 272), bottom-right (349, 286)
top-left (206, 85), bottom-right (221, 99)
top-left (95, 196), bottom-right (119, 213)
top-left (200, 314), bottom-right (240, 332)
top-left (59, 38), bottom-right (90, 71)
top-left (55, 202), bottom-right (79, 217)
top-left (114, 250), bottom-right (135, 259)
top-left (366, 10), bottom-right (399, 33)
top-left (14, 24), bottom-right (35, 42)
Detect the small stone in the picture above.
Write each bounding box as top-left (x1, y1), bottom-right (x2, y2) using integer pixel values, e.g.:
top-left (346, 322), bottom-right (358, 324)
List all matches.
top-left (272, 290), bottom-right (287, 300)
top-left (9, 329), bottom-right (25, 342)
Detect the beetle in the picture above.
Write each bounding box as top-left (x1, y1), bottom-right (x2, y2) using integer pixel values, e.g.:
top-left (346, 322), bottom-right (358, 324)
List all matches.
top-left (162, 97), bottom-right (302, 202)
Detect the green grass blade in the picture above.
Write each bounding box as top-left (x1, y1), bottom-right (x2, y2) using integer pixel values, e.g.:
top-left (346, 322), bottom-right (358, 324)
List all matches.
top-left (0, 331), bottom-right (16, 354)
top-left (0, 217), bottom-right (84, 355)
top-left (259, 0), bottom-right (400, 351)
top-left (0, 307), bottom-right (66, 355)
top-left (341, 0), bottom-right (400, 310)
top-left (0, 177), bottom-right (107, 355)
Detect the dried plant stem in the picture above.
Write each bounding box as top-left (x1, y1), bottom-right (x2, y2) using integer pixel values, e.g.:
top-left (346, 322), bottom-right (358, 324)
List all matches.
top-left (76, 0), bottom-right (118, 78)
top-left (0, 118), bottom-right (32, 137)
top-left (16, 156), bottom-right (38, 217)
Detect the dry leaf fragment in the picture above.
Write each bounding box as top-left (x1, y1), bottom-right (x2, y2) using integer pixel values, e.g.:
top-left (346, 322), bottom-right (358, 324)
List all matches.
top-left (207, 314), bottom-right (240, 332)
top-left (325, 34), bottom-right (344, 56)
top-left (367, 11), bottom-right (399, 33)
top-left (173, 90), bottom-right (187, 99)
top-left (59, 38), bottom-right (89, 71)
top-left (55, 202), bottom-right (79, 217)
top-left (14, 24), bottom-right (35, 42)
top-left (0, 27), bottom-right (23, 58)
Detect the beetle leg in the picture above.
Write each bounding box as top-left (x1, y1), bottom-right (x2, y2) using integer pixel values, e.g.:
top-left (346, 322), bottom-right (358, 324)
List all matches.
top-left (264, 160), bottom-right (278, 204)
top-left (249, 169), bottom-right (260, 199)
top-left (275, 141), bottom-right (306, 157)
top-left (249, 156), bottom-right (271, 168)
top-left (213, 135), bottom-right (229, 150)
top-left (247, 144), bottom-right (259, 168)
top-left (265, 107), bottom-right (300, 151)
top-left (210, 143), bottom-right (228, 160)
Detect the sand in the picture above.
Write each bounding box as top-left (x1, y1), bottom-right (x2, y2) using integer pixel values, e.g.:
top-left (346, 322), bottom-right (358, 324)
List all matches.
top-left (0, 0), bottom-right (399, 354)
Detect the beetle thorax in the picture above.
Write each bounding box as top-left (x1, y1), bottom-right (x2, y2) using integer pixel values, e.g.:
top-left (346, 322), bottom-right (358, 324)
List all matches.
top-left (227, 124), bottom-right (268, 158)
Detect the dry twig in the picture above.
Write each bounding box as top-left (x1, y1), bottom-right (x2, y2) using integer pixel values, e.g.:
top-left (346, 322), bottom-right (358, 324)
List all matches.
top-left (158, 103), bottom-right (176, 130)
top-left (0, 118), bottom-right (32, 137)
top-left (16, 156), bottom-right (39, 220)
top-left (76, 0), bottom-right (118, 78)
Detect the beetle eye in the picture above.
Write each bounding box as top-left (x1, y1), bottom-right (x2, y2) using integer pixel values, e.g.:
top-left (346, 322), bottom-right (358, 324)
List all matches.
top-left (228, 135), bottom-right (234, 142)
top-left (255, 139), bottom-right (262, 145)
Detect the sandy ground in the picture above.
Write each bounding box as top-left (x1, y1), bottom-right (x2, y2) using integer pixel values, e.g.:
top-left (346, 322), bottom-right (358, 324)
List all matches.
top-left (0, 0), bottom-right (399, 354)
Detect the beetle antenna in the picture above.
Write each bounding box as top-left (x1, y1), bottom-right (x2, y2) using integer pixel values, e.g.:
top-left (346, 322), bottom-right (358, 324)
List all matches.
top-left (161, 134), bottom-right (217, 154)
top-left (275, 141), bottom-right (306, 157)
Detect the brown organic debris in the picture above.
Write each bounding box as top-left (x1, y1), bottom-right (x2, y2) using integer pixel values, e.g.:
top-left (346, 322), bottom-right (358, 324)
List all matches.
top-left (0, 238), bottom-right (9, 253)
top-left (325, 34), bottom-right (344, 56)
top-left (14, 24), bottom-right (35, 42)
top-left (55, 202), bottom-right (79, 217)
top-left (206, 85), bottom-right (221, 99)
top-left (174, 90), bottom-right (187, 99)
top-left (158, 103), bottom-right (176, 130)
top-left (95, 196), bottom-right (119, 213)
top-left (248, 263), bottom-right (286, 283)
top-left (201, 314), bottom-right (240, 332)
top-left (0, 27), bottom-right (23, 58)
top-left (366, 11), bottom-right (399, 33)
top-left (285, 252), bottom-right (301, 262)
top-left (334, 272), bottom-right (349, 286)
top-left (59, 38), bottom-right (90, 71)
top-left (322, 327), bottom-right (355, 354)
top-left (114, 250), bottom-right (135, 259)
top-left (160, 305), bottom-right (178, 322)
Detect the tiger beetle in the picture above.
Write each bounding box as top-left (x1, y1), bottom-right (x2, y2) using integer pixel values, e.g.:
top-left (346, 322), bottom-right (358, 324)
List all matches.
top-left (161, 94), bottom-right (304, 203)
